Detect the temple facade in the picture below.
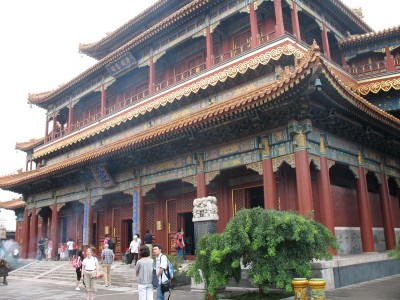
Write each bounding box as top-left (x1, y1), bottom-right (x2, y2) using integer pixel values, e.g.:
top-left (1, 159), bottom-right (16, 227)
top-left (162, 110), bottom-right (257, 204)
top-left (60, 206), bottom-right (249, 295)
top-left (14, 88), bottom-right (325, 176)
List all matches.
top-left (0, 0), bottom-right (399, 266)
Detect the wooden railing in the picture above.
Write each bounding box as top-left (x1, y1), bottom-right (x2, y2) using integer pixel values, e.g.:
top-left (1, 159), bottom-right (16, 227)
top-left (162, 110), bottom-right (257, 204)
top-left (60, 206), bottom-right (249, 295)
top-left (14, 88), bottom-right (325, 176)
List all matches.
top-left (71, 112), bottom-right (101, 131)
top-left (213, 42), bottom-right (251, 65)
top-left (349, 61), bottom-right (387, 77)
top-left (105, 90), bottom-right (149, 115)
top-left (154, 63), bottom-right (206, 92)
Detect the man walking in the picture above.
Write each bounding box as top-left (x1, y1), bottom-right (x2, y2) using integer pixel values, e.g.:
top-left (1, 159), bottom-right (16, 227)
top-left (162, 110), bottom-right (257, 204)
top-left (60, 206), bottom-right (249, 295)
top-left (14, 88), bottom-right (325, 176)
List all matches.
top-left (101, 243), bottom-right (114, 287)
top-left (143, 229), bottom-right (153, 258)
top-left (153, 244), bottom-right (168, 300)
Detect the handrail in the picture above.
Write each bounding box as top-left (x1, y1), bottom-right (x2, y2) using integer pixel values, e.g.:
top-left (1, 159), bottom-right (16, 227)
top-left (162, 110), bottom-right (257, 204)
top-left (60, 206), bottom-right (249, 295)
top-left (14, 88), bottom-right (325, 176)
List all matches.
top-left (349, 61), bottom-right (387, 77)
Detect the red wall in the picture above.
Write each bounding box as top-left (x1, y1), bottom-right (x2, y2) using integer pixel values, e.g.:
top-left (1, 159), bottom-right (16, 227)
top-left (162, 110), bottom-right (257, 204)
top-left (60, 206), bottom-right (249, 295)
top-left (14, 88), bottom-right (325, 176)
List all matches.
top-left (331, 185), bottom-right (360, 227)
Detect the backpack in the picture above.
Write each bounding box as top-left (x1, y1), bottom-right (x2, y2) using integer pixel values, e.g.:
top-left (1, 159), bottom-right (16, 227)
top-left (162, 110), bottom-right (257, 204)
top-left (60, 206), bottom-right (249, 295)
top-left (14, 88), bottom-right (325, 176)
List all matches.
top-left (162, 254), bottom-right (174, 279)
top-left (108, 239), bottom-right (114, 250)
top-left (72, 257), bottom-right (82, 269)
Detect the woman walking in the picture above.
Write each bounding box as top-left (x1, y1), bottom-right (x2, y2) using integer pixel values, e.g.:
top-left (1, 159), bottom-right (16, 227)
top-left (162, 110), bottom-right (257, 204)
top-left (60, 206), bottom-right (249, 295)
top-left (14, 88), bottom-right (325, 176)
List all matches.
top-left (75, 250), bottom-right (84, 290)
top-left (82, 248), bottom-right (99, 300)
top-left (136, 245), bottom-right (154, 299)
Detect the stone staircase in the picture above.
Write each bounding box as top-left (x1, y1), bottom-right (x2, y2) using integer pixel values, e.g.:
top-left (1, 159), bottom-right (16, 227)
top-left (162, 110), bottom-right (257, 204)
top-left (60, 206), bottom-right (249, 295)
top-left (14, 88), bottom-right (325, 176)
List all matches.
top-left (9, 260), bottom-right (138, 288)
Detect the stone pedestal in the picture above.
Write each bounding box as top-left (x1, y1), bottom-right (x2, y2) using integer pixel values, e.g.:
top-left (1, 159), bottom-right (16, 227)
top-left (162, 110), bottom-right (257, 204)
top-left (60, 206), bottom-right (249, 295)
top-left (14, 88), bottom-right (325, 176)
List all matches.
top-left (194, 219), bottom-right (218, 245)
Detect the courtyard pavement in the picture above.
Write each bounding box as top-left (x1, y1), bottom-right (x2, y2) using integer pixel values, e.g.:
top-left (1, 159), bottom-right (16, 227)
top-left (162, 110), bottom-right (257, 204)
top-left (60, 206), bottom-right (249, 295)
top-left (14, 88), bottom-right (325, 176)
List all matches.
top-left (1, 274), bottom-right (400, 299)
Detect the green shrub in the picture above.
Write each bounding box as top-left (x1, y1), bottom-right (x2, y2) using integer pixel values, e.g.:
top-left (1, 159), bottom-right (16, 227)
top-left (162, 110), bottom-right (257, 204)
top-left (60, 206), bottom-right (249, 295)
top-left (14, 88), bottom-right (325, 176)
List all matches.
top-left (189, 208), bottom-right (337, 299)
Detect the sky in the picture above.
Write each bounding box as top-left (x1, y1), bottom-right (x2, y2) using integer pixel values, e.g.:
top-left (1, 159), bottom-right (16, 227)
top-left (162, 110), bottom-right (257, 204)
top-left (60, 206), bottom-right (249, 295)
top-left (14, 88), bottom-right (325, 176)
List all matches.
top-left (0, 0), bottom-right (398, 229)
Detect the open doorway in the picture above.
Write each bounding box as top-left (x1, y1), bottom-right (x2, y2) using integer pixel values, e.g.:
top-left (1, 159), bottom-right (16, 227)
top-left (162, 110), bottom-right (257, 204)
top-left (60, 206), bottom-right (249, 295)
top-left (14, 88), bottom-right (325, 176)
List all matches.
top-left (248, 186), bottom-right (264, 208)
top-left (122, 219), bottom-right (133, 252)
top-left (179, 212), bottom-right (195, 256)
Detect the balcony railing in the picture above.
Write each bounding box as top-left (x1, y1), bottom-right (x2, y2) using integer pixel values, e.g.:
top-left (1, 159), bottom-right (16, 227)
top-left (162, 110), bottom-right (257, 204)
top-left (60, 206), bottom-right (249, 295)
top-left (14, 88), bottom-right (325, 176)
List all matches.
top-left (71, 112), bottom-right (101, 131)
top-left (154, 63), bottom-right (206, 92)
top-left (213, 42), bottom-right (251, 65)
top-left (105, 90), bottom-right (149, 115)
top-left (349, 61), bottom-right (387, 77)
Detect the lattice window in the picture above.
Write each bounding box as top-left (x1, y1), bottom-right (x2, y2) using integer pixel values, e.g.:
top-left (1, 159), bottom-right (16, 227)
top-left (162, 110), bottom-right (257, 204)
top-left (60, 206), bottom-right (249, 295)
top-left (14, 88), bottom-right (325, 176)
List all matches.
top-left (114, 209), bottom-right (121, 237)
top-left (144, 203), bottom-right (155, 233)
top-left (168, 200), bottom-right (177, 234)
top-left (233, 189), bottom-right (246, 215)
top-left (120, 205), bottom-right (132, 220)
top-left (177, 197), bottom-right (194, 212)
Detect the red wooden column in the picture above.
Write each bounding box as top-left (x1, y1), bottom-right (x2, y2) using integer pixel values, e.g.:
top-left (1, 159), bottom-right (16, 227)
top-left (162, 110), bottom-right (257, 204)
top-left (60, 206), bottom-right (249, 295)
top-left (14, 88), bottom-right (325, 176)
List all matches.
top-left (29, 208), bottom-right (38, 258)
top-left (101, 84), bottom-right (106, 117)
top-left (290, 0), bottom-right (301, 40)
top-left (249, 2), bottom-right (259, 48)
top-left (378, 170), bottom-right (396, 250)
top-left (260, 137), bottom-right (277, 209)
top-left (385, 47), bottom-right (395, 72)
top-left (206, 26), bottom-right (214, 68)
top-left (51, 112), bottom-right (57, 141)
top-left (196, 154), bottom-right (207, 198)
top-left (44, 115), bottom-right (49, 143)
top-left (355, 153), bottom-right (375, 252)
top-left (67, 102), bottom-right (73, 133)
top-left (320, 22), bottom-right (331, 60)
top-left (21, 209), bottom-right (30, 258)
top-left (317, 135), bottom-right (335, 238)
top-left (50, 203), bottom-right (58, 254)
top-left (273, 0), bottom-right (284, 37)
top-left (149, 56), bottom-right (155, 94)
top-left (83, 197), bottom-right (93, 253)
top-left (289, 120), bottom-right (313, 216)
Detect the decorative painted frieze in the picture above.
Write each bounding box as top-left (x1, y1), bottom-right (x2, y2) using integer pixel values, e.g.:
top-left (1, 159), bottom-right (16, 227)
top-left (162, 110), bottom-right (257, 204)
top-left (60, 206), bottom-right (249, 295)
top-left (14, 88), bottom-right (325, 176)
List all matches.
top-left (246, 162), bottom-right (263, 175)
top-left (272, 154), bottom-right (295, 172)
top-left (182, 175), bottom-right (197, 187)
top-left (204, 138), bottom-right (258, 161)
top-left (205, 171), bottom-right (220, 186)
top-left (141, 166), bottom-right (196, 186)
top-left (206, 151), bottom-right (260, 172)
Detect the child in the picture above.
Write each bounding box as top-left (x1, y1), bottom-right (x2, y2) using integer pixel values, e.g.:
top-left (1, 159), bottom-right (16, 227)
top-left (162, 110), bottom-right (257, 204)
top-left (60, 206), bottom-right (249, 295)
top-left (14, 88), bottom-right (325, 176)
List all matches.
top-left (59, 243), bottom-right (66, 260)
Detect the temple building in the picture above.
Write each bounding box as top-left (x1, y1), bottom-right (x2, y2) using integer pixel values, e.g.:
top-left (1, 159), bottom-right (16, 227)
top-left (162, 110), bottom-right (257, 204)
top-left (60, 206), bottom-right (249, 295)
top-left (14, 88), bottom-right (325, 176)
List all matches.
top-left (0, 0), bottom-right (399, 286)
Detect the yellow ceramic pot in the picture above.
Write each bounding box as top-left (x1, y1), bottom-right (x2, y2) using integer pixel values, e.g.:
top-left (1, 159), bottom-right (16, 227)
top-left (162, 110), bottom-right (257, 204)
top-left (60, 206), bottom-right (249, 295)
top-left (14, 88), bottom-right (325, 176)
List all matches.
top-left (308, 278), bottom-right (326, 300)
top-left (291, 278), bottom-right (308, 300)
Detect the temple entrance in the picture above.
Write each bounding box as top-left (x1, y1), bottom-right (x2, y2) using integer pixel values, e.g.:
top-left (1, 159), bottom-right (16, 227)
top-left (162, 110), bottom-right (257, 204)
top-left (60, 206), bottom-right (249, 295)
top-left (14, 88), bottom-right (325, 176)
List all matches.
top-left (232, 185), bottom-right (264, 215)
top-left (123, 219), bottom-right (133, 253)
top-left (248, 186), bottom-right (264, 208)
top-left (61, 217), bottom-right (67, 243)
top-left (179, 212), bottom-right (195, 256)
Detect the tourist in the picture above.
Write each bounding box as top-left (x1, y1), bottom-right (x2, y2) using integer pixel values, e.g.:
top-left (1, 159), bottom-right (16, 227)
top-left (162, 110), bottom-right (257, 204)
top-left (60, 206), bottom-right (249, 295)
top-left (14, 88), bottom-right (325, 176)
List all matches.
top-left (47, 239), bottom-right (53, 261)
top-left (67, 238), bottom-right (74, 261)
top-left (175, 228), bottom-right (186, 262)
top-left (143, 229), bottom-right (154, 258)
top-left (136, 245), bottom-right (154, 299)
top-left (129, 235), bottom-right (140, 266)
top-left (75, 250), bottom-right (84, 290)
top-left (82, 248), bottom-right (99, 300)
top-left (37, 237), bottom-right (45, 260)
top-left (153, 244), bottom-right (168, 300)
top-left (101, 243), bottom-right (114, 287)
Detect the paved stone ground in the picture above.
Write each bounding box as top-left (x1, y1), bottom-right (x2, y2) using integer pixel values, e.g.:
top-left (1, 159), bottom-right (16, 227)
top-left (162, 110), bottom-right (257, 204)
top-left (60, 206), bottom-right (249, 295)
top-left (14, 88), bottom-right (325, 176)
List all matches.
top-left (1, 274), bottom-right (400, 299)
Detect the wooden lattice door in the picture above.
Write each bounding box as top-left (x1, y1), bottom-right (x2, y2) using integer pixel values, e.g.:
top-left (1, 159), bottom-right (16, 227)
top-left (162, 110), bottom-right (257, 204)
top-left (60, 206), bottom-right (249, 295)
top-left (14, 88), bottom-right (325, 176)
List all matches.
top-left (167, 199), bottom-right (177, 254)
top-left (232, 188), bottom-right (247, 216)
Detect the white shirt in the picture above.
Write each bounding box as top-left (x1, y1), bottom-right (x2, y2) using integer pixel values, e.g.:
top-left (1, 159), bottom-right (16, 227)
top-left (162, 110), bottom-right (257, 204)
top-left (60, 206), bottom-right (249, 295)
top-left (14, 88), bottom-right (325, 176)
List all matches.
top-left (67, 241), bottom-right (73, 250)
top-left (156, 254), bottom-right (168, 284)
top-left (82, 256), bottom-right (98, 271)
top-left (129, 239), bottom-right (140, 253)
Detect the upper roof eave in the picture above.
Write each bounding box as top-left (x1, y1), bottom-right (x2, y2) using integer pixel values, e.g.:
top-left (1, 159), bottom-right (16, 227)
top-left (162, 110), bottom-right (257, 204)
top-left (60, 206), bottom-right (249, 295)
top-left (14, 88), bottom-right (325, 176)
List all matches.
top-left (331, 0), bottom-right (373, 33)
top-left (0, 198), bottom-right (25, 210)
top-left (15, 138), bottom-right (44, 152)
top-left (339, 25), bottom-right (400, 48)
top-left (78, 0), bottom-right (172, 59)
top-left (3, 43), bottom-right (400, 190)
top-left (28, 0), bottom-right (210, 107)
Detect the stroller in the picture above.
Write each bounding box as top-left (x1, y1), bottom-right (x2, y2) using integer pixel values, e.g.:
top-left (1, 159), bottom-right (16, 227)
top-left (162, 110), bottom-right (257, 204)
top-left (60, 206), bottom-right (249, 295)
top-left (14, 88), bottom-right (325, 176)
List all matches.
top-left (124, 249), bottom-right (132, 265)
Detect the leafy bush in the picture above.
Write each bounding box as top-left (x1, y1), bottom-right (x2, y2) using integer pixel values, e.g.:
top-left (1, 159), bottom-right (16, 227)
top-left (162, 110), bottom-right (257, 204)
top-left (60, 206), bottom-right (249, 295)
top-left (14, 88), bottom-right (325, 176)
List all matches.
top-left (189, 208), bottom-right (337, 298)
top-left (388, 237), bottom-right (400, 259)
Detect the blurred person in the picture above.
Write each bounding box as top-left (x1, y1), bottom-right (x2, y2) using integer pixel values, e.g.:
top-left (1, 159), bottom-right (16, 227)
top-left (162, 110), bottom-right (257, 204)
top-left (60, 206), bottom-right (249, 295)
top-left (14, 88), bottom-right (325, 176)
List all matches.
top-left (136, 245), bottom-right (154, 299)
top-left (101, 243), bottom-right (114, 287)
top-left (82, 248), bottom-right (99, 300)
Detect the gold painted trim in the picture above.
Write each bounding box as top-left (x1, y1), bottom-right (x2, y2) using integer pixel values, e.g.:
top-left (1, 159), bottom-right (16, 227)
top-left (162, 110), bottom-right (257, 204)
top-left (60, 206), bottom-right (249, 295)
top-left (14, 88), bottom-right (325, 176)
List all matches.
top-left (358, 77), bottom-right (400, 95)
top-left (34, 43), bottom-right (306, 159)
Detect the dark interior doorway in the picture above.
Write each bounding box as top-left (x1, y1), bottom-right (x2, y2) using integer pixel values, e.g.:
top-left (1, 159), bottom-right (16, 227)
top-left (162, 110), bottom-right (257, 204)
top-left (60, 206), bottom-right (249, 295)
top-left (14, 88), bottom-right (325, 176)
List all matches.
top-left (181, 212), bottom-right (195, 255)
top-left (248, 186), bottom-right (264, 208)
top-left (125, 219), bottom-right (133, 249)
top-left (61, 217), bottom-right (67, 243)
top-left (92, 223), bottom-right (97, 247)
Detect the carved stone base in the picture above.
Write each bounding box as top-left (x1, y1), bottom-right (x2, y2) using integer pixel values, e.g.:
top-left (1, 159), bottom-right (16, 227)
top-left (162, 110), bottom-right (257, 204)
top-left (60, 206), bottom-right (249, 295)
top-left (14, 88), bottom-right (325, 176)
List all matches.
top-left (194, 220), bottom-right (218, 246)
